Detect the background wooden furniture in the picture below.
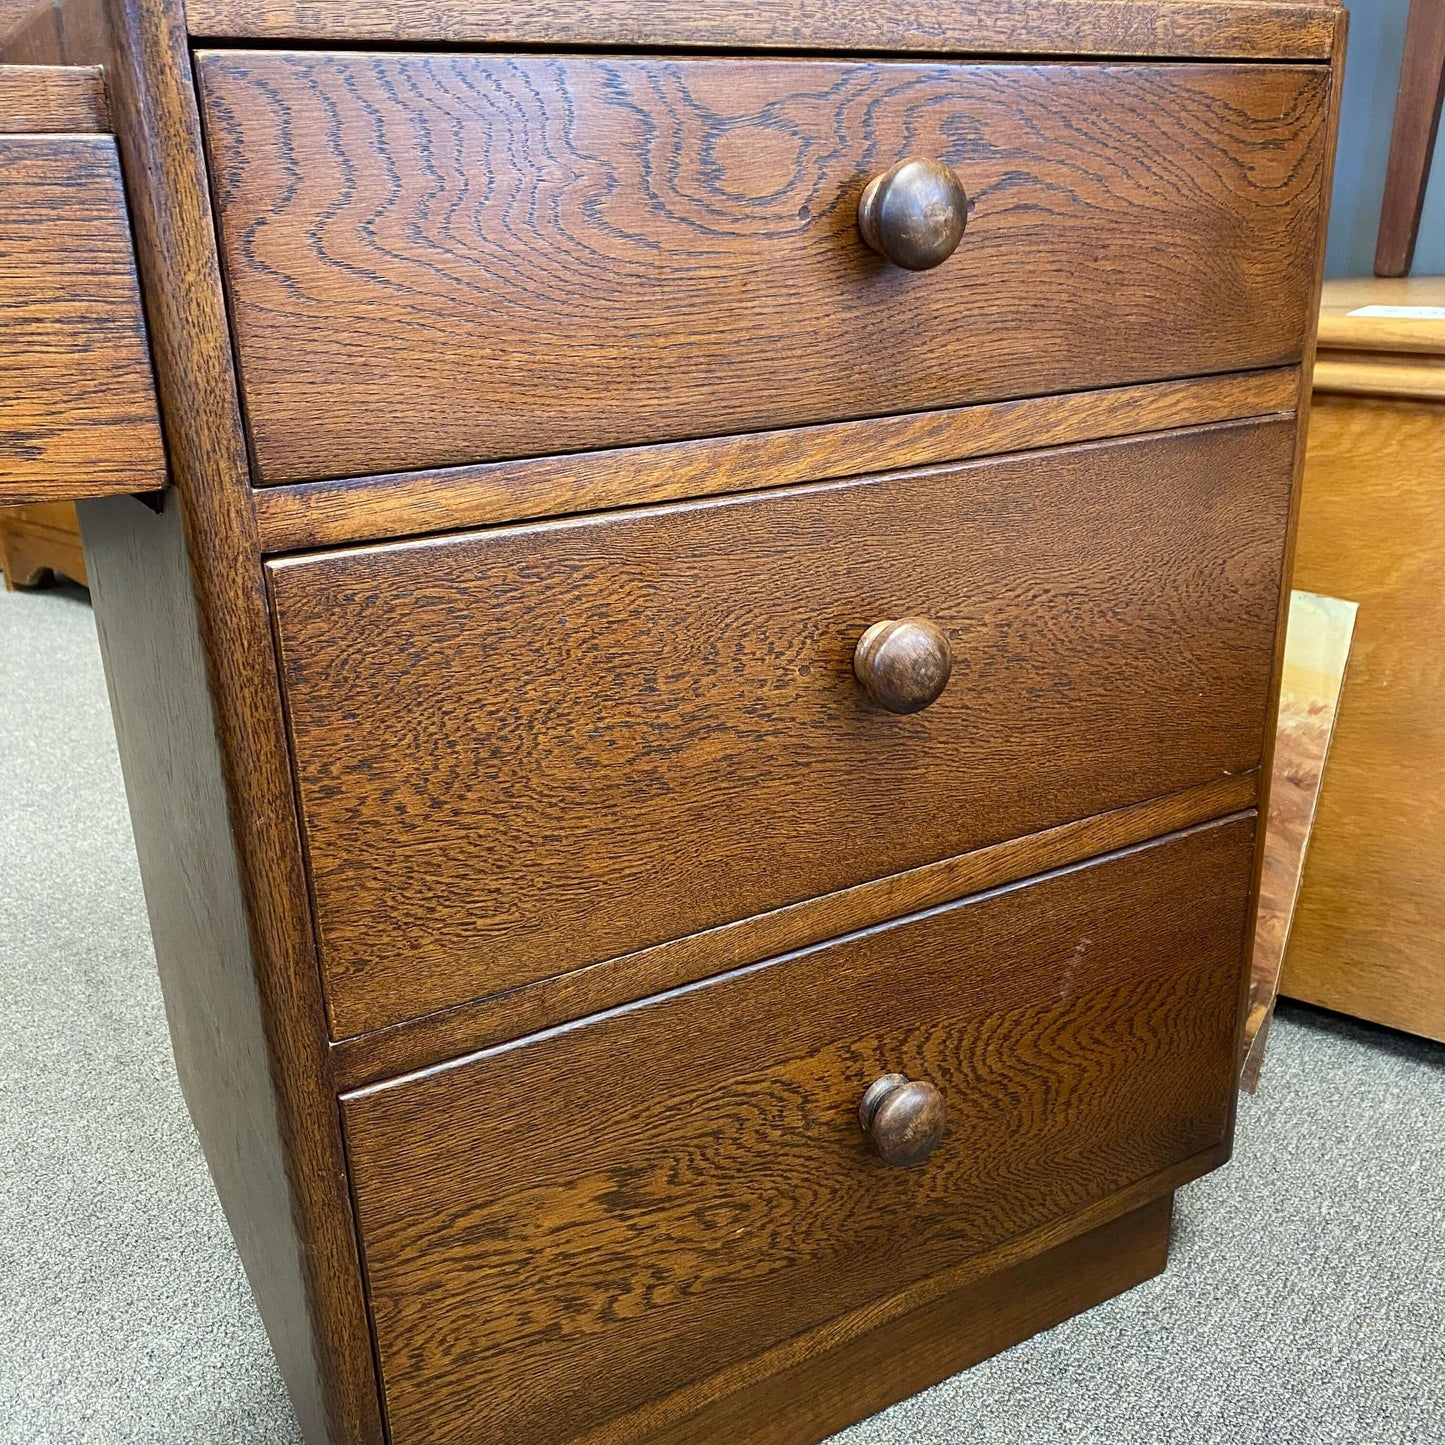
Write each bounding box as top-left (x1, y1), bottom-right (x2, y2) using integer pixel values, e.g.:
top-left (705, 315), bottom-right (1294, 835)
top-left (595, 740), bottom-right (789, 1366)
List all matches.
top-left (0, 3), bottom-right (1345, 1443)
top-left (0, 501), bottom-right (87, 587)
top-left (1281, 276), bottom-right (1445, 1043)
top-left (1242, 589), bottom-right (1357, 1088)
top-left (1375, 0), bottom-right (1445, 277)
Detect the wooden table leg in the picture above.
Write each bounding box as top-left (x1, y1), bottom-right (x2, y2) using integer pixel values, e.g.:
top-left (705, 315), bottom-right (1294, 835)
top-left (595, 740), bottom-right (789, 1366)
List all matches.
top-left (1376, 0), bottom-right (1445, 277)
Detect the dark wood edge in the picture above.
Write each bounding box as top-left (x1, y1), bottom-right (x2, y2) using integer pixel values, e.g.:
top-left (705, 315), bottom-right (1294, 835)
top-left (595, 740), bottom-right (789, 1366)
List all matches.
top-left (565, 1148), bottom-right (1221, 1445)
top-left (39, 0), bottom-right (385, 1440)
top-left (0, 61), bottom-right (108, 129)
top-left (254, 369), bottom-right (1301, 555)
top-left (1238, 8), bottom-right (1347, 1095)
top-left (0, 101), bottom-right (167, 506)
top-left (181, 1), bottom-right (1338, 61)
top-left (331, 775), bottom-right (1259, 1092)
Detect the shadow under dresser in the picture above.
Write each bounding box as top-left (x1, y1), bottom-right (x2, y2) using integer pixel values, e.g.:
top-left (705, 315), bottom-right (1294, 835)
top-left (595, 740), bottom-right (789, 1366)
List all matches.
top-left (0, 2), bottom-right (1346, 1442)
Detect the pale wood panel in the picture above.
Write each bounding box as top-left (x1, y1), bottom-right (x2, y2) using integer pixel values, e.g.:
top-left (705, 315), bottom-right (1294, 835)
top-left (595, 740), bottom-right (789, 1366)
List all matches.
top-left (1312, 351), bottom-right (1445, 401)
top-left (0, 499), bottom-right (87, 587)
top-left (1282, 393), bottom-right (1445, 1041)
top-left (1318, 276), bottom-right (1445, 354)
top-left (0, 135), bottom-right (165, 504)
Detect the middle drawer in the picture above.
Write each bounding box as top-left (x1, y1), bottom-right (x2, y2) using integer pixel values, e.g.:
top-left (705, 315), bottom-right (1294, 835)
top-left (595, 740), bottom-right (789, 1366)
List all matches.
top-left (269, 416), bottom-right (1292, 1038)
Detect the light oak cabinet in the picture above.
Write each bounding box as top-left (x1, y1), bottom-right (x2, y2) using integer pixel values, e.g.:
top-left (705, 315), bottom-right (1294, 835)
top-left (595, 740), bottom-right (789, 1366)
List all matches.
top-left (1282, 277), bottom-right (1445, 1043)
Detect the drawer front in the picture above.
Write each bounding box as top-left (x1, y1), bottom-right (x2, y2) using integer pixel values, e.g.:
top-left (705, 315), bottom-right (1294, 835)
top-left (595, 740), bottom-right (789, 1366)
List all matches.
top-left (342, 817), bottom-right (1254, 1445)
top-left (0, 133), bottom-right (166, 505)
top-left (270, 417), bottom-right (1291, 1037)
top-left (198, 52), bottom-right (1327, 485)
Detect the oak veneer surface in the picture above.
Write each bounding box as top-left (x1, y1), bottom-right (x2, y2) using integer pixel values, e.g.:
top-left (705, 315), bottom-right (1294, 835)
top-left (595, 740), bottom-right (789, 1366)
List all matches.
top-left (0, 135), bottom-right (165, 505)
top-left (341, 818), bottom-right (1254, 1445)
top-left (1282, 392), bottom-right (1445, 1042)
top-left (1312, 279), bottom-right (1445, 401)
top-left (198, 53), bottom-right (1327, 485)
top-left (40, 0), bottom-right (389, 1437)
top-left (270, 418), bottom-right (1294, 1038)
top-left (183, 0), bottom-right (1338, 61)
top-left (254, 369), bottom-right (1300, 553)
top-left (0, 62), bottom-right (107, 129)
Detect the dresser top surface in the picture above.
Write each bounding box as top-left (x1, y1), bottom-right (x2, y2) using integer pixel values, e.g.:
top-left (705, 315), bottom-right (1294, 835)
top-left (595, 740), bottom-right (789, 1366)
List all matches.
top-left (181, 0), bottom-right (1341, 61)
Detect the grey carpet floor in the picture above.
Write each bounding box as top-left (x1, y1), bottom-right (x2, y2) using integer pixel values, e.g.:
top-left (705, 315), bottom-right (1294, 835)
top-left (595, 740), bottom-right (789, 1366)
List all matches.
top-left (2, 581), bottom-right (1443, 1445)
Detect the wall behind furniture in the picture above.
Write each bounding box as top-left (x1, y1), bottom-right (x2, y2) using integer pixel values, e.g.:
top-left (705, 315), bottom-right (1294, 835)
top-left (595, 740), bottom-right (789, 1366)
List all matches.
top-left (1328, 0), bottom-right (1445, 276)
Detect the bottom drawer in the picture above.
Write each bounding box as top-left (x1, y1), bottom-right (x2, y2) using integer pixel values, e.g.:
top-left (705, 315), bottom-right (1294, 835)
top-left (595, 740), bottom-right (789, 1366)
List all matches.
top-left (341, 815), bottom-right (1255, 1445)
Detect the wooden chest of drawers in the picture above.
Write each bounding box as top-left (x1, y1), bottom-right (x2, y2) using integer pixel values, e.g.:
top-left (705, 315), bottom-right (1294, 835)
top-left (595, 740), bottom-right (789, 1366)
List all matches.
top-left (0, 2), bottom-right (1344, 1442)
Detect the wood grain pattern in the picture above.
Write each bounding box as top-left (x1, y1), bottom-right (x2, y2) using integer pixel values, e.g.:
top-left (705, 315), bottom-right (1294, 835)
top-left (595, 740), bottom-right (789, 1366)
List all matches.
top-left (638, 1193), bottom-right (1174, 1445)
top-left (0, 135), bottom-right (164, 505)
top-left (1313, 351), bottom-right (1445, 402)
top-left (253, 369), bottom-right (1300, 554)
top-left (0, 499), bottom-right (87, 586)
top-left (198, 53), bottom-right (1327, 485)
top-left (0, 0), bottom-right (35, 41)
top-left (1282, 393), bottom-right (1445, 1042)
top-left (183, 0), bottom-right (1338, 61)
top-left (272, 419), bottom-right (1292, 1039)
top-left (329, 773), bottom-right (1259, 1092)
top-left (0, 0), bottom-right (56, 57)
top-left (1318, 276), bottom-right (1445, 354)
top-left (45, 0), bottom-right (385, 1439)
top-left (590, 1145), bottom-right (1222, 1445)
top-left (0, 61), bottom-right (106, 129)
top-left (1241, 590), bottom-right (1355, 1089)
top-left (342, 818), bottom-right (1254, 1445)
top-left (1374, 0), bottom-right (1445, 277)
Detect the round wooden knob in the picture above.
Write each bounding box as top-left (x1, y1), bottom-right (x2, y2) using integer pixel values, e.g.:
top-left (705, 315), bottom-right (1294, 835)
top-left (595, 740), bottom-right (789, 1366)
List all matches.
top-left (853, 617), bottom-right (952, 714)
top-left (857, 158), bottom-right (969, 271)
top-left (859, 1074), bottom-right (947, 1167)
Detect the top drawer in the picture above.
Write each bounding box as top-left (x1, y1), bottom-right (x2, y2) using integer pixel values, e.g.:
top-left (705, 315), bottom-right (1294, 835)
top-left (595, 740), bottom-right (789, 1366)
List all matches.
top-left (197, 53), bottom-right (1328, 486)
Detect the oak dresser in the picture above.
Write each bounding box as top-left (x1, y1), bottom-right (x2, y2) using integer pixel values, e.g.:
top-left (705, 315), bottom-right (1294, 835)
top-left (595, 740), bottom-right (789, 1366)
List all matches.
top-left (0, 2), bottom-right (1345, 1442)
